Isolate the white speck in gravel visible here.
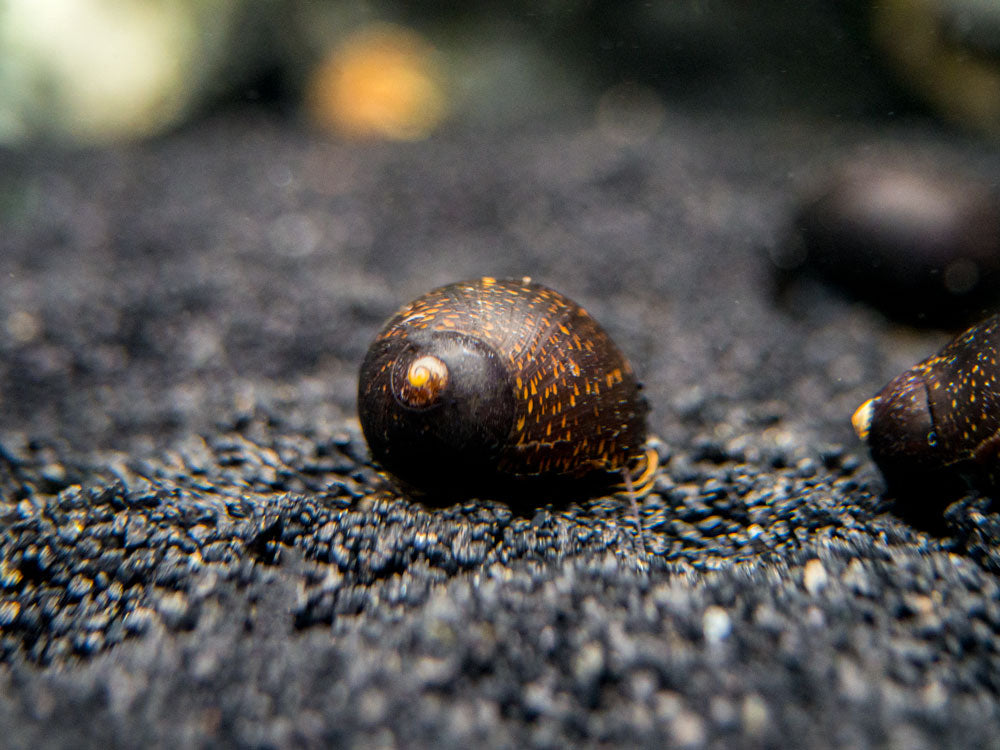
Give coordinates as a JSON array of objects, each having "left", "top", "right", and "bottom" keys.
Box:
[{"left": 702, "top": 606, "right": 732, "bottom": 645}]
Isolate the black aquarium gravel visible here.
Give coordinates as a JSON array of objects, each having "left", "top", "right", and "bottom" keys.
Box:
[{"left": 2, "top": 109, "right": 1000, "bottom": 749}]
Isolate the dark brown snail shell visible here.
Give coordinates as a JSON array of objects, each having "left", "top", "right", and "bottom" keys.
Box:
[
  {"left": 853, "top": 314, "right": 1000, "bottom": 499},
  {"left": 357, "top": 277, "right": 651, "bottom": 498},
  {"left": 786, "top": 161, "right": 1000, "bottom": 325}
]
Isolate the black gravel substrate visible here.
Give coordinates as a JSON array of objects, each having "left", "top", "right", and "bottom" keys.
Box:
[{"left": 2, "top": 110, "right": 1000, "bottom": 749}]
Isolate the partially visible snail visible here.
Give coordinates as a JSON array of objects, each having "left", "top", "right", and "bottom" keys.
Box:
[
  {"left": 357, "top": 277, "right": 657, "bottom": 502},
  {"left": 852, "top": 314, "right": 1000, "bottom": 499}
]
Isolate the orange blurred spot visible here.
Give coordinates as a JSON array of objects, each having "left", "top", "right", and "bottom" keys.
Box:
[{"left": 307, "top": 23, "right": 447, "bottom": 141}]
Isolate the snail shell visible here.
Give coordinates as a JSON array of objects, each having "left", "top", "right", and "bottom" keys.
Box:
[
  {"left": 788, "top": 161, "right": 1000, "bottom": 325},
  {"left": 853, "top": 314, "right": 1000, "bottom": 496},
  {"left": 357, "top": 277, "right": 651, "bottom": 497}
]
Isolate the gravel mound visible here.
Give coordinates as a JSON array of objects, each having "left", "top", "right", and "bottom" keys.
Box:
[{"left": 2, "top": 111, "right": 999, "bottom": 748}]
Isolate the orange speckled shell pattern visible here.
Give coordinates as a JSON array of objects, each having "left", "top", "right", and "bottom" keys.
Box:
[
  {"left": 364, "top": 277, "right": 648, "bottom": 480},
  {"left": 907, "top": 315, "right": 1000, "bottom": 463},
  {"left": 867, "top": 313, "right": 1000, "bottom": 485}
]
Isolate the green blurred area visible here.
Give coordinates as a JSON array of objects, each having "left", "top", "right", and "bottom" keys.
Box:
[{"left": 0, "top": 0, "right": 997, "bottom": 145}]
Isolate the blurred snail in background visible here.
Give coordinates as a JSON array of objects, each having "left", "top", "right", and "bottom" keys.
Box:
[
  {"left": 783, "top": 160, "right": 1000, "bottom": 326},
  {"left": 357, "top": 277, "right": 657, "bottom": 506},
  {"left": 853, "top": 314, "right": 1000, "bottom": 500}
]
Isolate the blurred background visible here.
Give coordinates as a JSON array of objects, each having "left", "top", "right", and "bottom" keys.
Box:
[
  {"left": 1, "top": 0, "right": 998, "bottom": 146},
  {"left": 2, "top": 0, "right": 1000, "bottom": 462}
]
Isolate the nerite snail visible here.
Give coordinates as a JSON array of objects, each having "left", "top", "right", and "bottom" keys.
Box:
[
  {"left": 357, "top": 277, "right": 657, "bottom": 502},
  {"left": 852, "top": 313, "right": 1000, "bottom": 498}
]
